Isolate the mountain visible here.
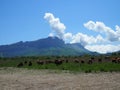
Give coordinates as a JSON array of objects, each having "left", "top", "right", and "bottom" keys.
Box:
[{"left": 0, "top": 37, "right": 94, "bottom": 57}]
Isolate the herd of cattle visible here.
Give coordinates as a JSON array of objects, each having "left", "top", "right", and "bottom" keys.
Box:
[{"left": 17, "top": 56, "right": 120, "bottom": 67}]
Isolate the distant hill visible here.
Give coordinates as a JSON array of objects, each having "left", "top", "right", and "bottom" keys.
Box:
[{"left": 0, "top": 37, "right": 95, "bottom": 57}]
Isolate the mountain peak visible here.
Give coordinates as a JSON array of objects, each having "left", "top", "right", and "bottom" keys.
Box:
[
  {"left": 0, "top": 37, "right": 93, "bottom": 57},
  {"left": 47, "top": 36, "right": 63, "bottom": 41},
  {"left": 38, "top": 36, "right": 65, "bottom": 47}
]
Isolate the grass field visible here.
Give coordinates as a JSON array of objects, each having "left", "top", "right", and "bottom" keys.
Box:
[{"left": 0, "top": 55, "right": 120, "bottom": 73}]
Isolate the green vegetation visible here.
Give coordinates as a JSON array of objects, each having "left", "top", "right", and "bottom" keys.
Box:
[{"left": 0, "top": 55, "right": 120, "bottom": 73}]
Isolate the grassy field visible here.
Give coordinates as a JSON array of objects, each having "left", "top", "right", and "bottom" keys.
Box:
[{"left": 0, "top": 55, "right": 120, "bottom": 73}]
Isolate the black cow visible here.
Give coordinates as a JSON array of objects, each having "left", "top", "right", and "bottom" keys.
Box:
[
  {"left": 24, "top": 61, "right": 27, "bottom": 64},
  {"left": 112, "top": 59, "right": 117, "bottom": 63},
  {"left": 81, "top": 60, "right": 85, "bottom": 64},
  {"left": 17, "top": 62, "right": 23, "bottom": 67},
  {"left": 28, "top": 61, "right": 32, "bottom": 66},
  {"left": 98, "top": 58, "right": 102, "bottom": 63},
  {"left": 91, "top": 57, "right": 95, "bottom": 60}
]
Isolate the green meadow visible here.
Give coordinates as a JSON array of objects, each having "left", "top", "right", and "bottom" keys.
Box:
[{"left": 0, "top": 55, "right": 120, "bottom": 73}]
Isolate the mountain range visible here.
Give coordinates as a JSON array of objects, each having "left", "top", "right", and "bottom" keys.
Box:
[{"left": 0, "top": 37, "right": 95, "bottom": 57}]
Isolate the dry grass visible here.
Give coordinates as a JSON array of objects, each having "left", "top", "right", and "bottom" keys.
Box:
[{"left": 0, "top": 67, "right": 120, "bottom": 90}]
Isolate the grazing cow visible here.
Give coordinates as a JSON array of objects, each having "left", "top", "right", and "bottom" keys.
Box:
[
  {"left": 74, "top": 60, "right": 79, "bottom": 63},
  {"left": 54, "top": 60, "right": 63, "bottom": 65},
  {"left": 45, "top": 60, "right": 54, "bottom": 64},
  {"left": 36, "top": 60, "right": 44, "bottom": 65},
  {"left": 28, "top": 61, "right": 32, "bottom": 66},
  {"left": 112, "top": 58, "right": 120, "bottom": 63},
  {"left": 81, "top": 60, "right": 84, "bottom": 64},
  {"left": 91, "top": 57, "right": 95, "bottom": 60},
  {"left": 88, "top": 60, "right": 93, "bottom": 64},
  {"left": 98, "top": 58, "right": 102, "bottom": 63},
  {"left": 65, "top": 59, "right": 68, "bottom": 63},
  {"left": 24, "top": 61, "right": 27, "bottom": 64},
  {"left": 118, "top": 58, "right": 120, "bottom": 63},
  {"left": 112, "top": 59, "right": 117, "bottom": 63},
  {"left": 17, "top": 62, "right": 23, "bottom": 67}
]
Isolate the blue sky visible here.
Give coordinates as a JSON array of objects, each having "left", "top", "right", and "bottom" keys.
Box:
[{"left": 0, "top": 0, "right": 120, "bottom": 53}]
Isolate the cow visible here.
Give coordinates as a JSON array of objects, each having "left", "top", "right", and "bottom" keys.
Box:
[
  {"left": 24, "top": 61, "right": 27, "bottom": 64},
  {"left": 98, "top": 58, "right": 102, "bottom": 63},
  {"left": 17, "top": 62, "right": 23, "bottom": 67},
  {"left": 54, "top": 60, "right": 63, "bottom": 65},
  {"left": 45, "top": 60, "right": 54, "bottom": 64},
  {"left": 91, "top": 57, "right": 95, "bottom": 60},
  {"left": 36, "top": 60, "right": 44, "bottom": 65},
  {"left": 65, "top": 59, "right": 68, "bottom": 63},
  {"left": 118, "top": 58, "right": 120, "bottom": 63},
  {"left": 112, "top": 58, "right": 117, "bottom": 63},
  {"left": 81, "top": 60, "right": 85, "bottom": 64},
  {"left": 112, "top": 58, "right": 120, "bottom": 63},
  {"left": 74, "top": 59, "right": 79, "bottom": 63},
  {"left": 88, "top": 60, "right": 93, "bottom": 64},
  {"left": 28, "top": 61, "right": 32, "bottom": 66}
]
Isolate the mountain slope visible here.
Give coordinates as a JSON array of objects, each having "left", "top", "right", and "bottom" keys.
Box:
[{"left": 0, "top": 37, "right": 93, "bottom": 57}]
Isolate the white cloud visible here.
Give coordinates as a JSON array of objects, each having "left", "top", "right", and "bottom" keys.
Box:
[
  {"left": 70, "top": 33, "right": 105, "bottom": 46},
  {"left": 44, "top": 13, "right": 105, "bottom": 46},
  {"left": 63, "top": 33, "right": 73, "bottom": 43},
  {"left": 84, "top": 21, "right": 120, "bottom": 42},
  {"left": 71, "top": 33, "right": 95, "bottom": 46},
  {"left": 96, "top": 35, "right": 106, "bottom": 43},
  {"left": 116, "top": 25, "right": 120, "bottom": 31},
  {"left": 44, "top": 13, "right": 120, "bottom": 53},
  {"left": 84, "top": 21, "right": 96, "bottom": 31},
  {"left": 116, "top": 25, "right": 120, "bottom": 41},
  {"left": 44, "top": 13, "right": 66, "bottom": 39},
  {"left": 48, "top": 33, "right": 54, "bottom": 37},
  {"left": 85, "top": 44, "right": 120, "bottom": 54}
]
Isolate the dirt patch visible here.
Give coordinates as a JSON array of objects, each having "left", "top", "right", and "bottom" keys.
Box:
[{"left": 0, "top": 67, "right": 120, "bottom": 90}]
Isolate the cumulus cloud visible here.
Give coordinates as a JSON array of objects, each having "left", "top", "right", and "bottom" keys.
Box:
[
  {"left": 85, "top": 44, "right": 120, "bottom": 54},
  {"left": 63, "top": 33, "right": 73, "bottom": 42},
  {"left": 71, "top": 33, "right": 95, "bottom": 46},
  {"left": 44, "top": 13, "right": 106, "bottom": 46},
  {"left": 44, "top": 13, "right": 66, "bottom": 39},
  {"left": 70, "top": 33, "right": 105, "bottom": 46},
  {"left": 116, "top": 25, "right": 120, "bottom": 31},
  {"left": 48, "top": 33, "right": 54, "bottom": 37},
  {"left": 44, "top": 13, "right": 120, "bottom": 53},
  {"left": 84, "top": 21, "right": 120, "bottom": 42},
  {"left": 116, "top": 25, "right": 120, "bottom": 41}
]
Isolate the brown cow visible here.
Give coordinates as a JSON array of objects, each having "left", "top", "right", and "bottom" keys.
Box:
[
  {"left": 118, "top": 58, "right": 120, "bottom": 63},
  {"left": 54, "top": 60, "right": 63, "bottom": 65},
  {"left": 98, "top": 58, "right": 102, "bottom": 63},
  {"left": 36, "top": 60, "right": 44, "bottom": 65},
  {"left": 74, "top": 59, "right": 79, "bottom": 63},
  {"left": 45, "top": 60, "right": 54, "bottom": 64},
  {"left": 88, "top": 60, "right": 93, "bottom": 64},
  {"left": 112, "top": 58, "right": 120, "bottom": 63}
]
